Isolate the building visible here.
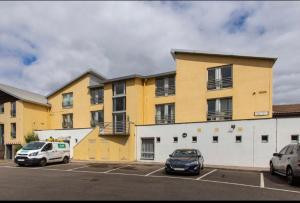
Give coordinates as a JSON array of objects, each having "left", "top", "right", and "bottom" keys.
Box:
[
  {"left": 0, "top": 49, "right": 277, "bottom": 162},
  {"left": 0, "top": 83, "right": 50, "bottom": 159}
]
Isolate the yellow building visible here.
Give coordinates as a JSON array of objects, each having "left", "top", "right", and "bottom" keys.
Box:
[
  {"left": 0, "top": 83, "right": 50, "bottom": 159},
  {"left": 0, "top": 49, "right": 277, "bottom": 161}
]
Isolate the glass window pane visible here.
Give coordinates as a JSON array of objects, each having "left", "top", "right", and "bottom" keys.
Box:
[
  {"left": 113, "top": 97, "right": 126, "bottom": 112},
  {"left": 221, "top": 66, "right": 232, "bottom": 78}
]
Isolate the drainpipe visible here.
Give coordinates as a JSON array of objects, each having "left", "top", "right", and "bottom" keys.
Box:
[{"left": 275, "top": 117, "right": 278, "bottom": 153}]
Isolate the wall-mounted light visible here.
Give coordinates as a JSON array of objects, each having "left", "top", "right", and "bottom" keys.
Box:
[{"left": 182, "top": 133, "right": 187, "bottom": 138}]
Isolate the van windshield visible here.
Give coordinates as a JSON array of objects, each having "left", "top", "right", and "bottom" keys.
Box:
[{"left": 22, "top": 142, "right": 45, "bottom": 150}]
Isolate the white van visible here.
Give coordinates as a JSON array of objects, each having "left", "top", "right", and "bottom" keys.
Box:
[{"left": 14, "top": 141, "right": 70, "bottom": 167}]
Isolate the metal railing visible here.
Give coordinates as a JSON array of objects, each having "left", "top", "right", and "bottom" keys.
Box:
[
  {"left": 155, "top": 86, "right": 175, "bottom": 96},
  {"left": 62, "top": 102, "right": 73, "bottom": 108},
  {"left": 90, "top": 97, "right": 103, "bottom": 105},
  {"left": 207, "top": 77, "right": 232, "bottom": 90},
  {"left": 62, "top": 121, "right": 73, "bottom": 129},
  {"left": 207, "top": 111, "right": 232, "bottom": 121},
  {"left": 155, "top": 114, "right": 175, "bottom": 124},
  {"left": 93, "top": 121, "right": 130, "bottom": 135}
]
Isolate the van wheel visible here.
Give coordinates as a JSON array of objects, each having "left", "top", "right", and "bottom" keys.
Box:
[
  {"left": 287, "top": 167, "right": 295, "bottom": 185},
  {"left": 270, "top": 162, "right": 275, "bottom": 175},
  {"left": 39, "top": 158, "right": 47, "bottom": 167},
  {"left": 63, "top": 156, "right": 69, "bottom": 164}
]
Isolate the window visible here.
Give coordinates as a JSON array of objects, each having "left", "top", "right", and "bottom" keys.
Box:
[
  {"left": 90, "top": 87, "right": 103, "bottom": 104},
  {"left": 207, "top": 65, "right": 232, "bottom": 90},
  {"left": 155, "top": 76, "right": 175, "bottom": 96},
  {"left": 42, "top": 143, "right": 53, "bottom": 151},
  {"left": 113, "top": 82, "right": 126, "bottom": 96},
  {"left": 141, "top": 138, "right": 154, "bottom": 160},
  {"left": 291, "top": 135, "right": 299, "bottom": 143},
  {"left": 207, "top": 97, "right": 232, "bottom": 121},
  {"left": 192, "top": 136, "right": 197, "bottom": 143},
  {"left": 113, "top": 112, "right": 126, "bottom": 133},
  {"left": 213, "top": 136, "right": 218, "bottom": 143},
  {"left": 279, "top": 146, "right": 288, "bottom": 155},
  {"left": 62, "top": 93, "right": 73, "bottom": 108},
  {"left": 91, "top": 111, "right": 104, "bottom": 127},
  {"left": 261, "top": 135, "right": 269, "bottom": 143},
  {"left": 0, "top": 103, "right": 4, "bottom": 114},
  {"left": 285, "top": 145, "right": 294, "bottom": 155},
  {"left": 173, "top": 137, "right": 178, "bottom": 143},
  {"left": 11, "top": 102, "right": 16, "bottom": 117},
  {"left": 11, "top": 123, "right": 16, "bottom": 139},
  {"left": 236, "top": 135, "right": 242, "bottom": 143},
  {"left": 0, "top": 124, "right": 4, "bottom": 145},
  {"left": 62, "top": 114, "right": 73, "bottom": 129},
  {"left": 155, "top": 103, "right": 175, "bottom": 124},
  {"left": 156, "top": 137, "right": 160, "bottom": 143},
  {"left": 113, "top": 97, "right": 126, "bottom": 112}
]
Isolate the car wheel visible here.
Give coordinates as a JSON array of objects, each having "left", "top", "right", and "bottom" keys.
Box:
[
  {"left": 287, "top": 167, "right": 296, "bottom": 186},
  {"left": 201, "top": 164, "right": 204, "bottom": 170},
  {"left": 39, "top": 158, "right": 47, "bottom": 167},
  {"left": 270, "top": 162, "right": 275, "bottom": 175},
  {"left": 63, "top": 156, "right": 69, "bottom": 164},
  {"left": 17, "top": 163, "right": 24, "bottom": 167}
]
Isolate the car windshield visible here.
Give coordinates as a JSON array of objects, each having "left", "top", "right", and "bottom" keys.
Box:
[
  {"left": 22, "top": 142, "right": 45, "bottom": 150},
  {"left": 173, "top": 150, "right": 197, "bottom": 157}
]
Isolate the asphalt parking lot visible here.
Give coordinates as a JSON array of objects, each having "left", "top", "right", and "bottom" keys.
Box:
[{"left": 1, "top": 161, "right": 300, "bottom": 200}]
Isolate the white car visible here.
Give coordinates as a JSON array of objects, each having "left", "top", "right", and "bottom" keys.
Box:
[{"left": 14, "top": 141, "right": 70, "bottom": 167}]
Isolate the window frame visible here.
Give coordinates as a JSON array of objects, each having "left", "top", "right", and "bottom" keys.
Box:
[
  {"left": 291, "top": 135, "right": 299, "bottom": 143},
  {"left": 62, "top": 113, "right": 73, "bottom": 129},
  {"left": 90, "top": 87, "right": 104, "bottom": 105},
  {"left": 261, "top": 135, "right": 269, "bottom": 143},
  {"left": 11, "top": 123, "right": 16, "bottom": 139},
  {"left": 173, "top": 137, "right": 178, "bottom": 143},
  {"left": 207, "top": 64, "right": 233, "bottom": 91},
  {"left": 155, "top": 75, "right": 176, "bottom": 97},
  {"left": 62, "top": 92, "right": 73, "bottom": 108},
  {"left": 212, "top": 136, "right": 218, "bottom": 143},
  {"left": 235, "top": 135, "right": 242, "bottom": 143}
]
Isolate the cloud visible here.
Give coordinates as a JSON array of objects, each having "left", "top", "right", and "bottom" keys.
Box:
[{"left": 0, "top": 1, "right": 299, "bottom": 104}]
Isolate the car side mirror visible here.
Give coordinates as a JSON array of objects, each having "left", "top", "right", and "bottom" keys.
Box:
[
  {"left": 198, "top": 155, "right": 201, "bottom": 158},
  {"left": 169, "top": 154, "right": 172, "bottom": 158},
  {"left": 273, "top": 153, "right": 280, "bottom": 157}
]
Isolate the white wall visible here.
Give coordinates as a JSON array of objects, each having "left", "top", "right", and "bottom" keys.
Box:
[
  {"left": 35, "top": 128, "right": 93, "bottom": 158},
  {"left": 136, "top": 118, "right": 300, "bottom": 168}
]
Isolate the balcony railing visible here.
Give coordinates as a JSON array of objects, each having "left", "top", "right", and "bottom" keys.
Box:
[
  {"left": 155, "top": 114, "right": 175, "bottom": 124},
  {"left": 62, "top": 121, "right": 73, "bottom": 129},
  {"left": 90, "top": 97, "right": 103, "bottom": 105},
  {"left": 155, "top": 86, "right": 175, "bottom": 96},
  {"left": 207, "top": 111, "right": 232, "bottom": 121},
  {"left": 62, "top": 102, "right": 73, "bottom": 108},
  {"left": 93, "top": 121, "right": 130, "bottom": 135},
  {"left": 207, "top": 77, "right": 232, "bottom": 90}
]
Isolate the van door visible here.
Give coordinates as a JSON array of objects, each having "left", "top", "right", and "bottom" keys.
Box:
[{"left": 43, "top": 143, "right": 58, "bottom": 163}]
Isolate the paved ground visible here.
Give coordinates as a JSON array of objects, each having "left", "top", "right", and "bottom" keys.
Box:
[{"left": 1, "top": 161, "right": 300, "bottom": 200}]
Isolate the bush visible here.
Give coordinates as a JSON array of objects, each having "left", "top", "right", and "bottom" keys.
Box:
[
  {"left": 14, "top": 144, "right": 22, "bottom": 153},
  {"left": 24, "top": 132, "right": 40, "bottom": 143}
]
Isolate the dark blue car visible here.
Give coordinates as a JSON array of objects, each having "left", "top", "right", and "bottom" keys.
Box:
[{"left": 165, "top": 149, "right": 204, "bottom": 175}]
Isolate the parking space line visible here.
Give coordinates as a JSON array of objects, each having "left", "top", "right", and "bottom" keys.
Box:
[
  {"left": 103, "top": 165, "right": 131, "bottom": 173},
  {"left": 260, "top": 173, "right": 265, "bottom": 188},
  {"left": 145, "top": 167, "right": 165, "bottom": 176},
  {"left": 66, "top": 165, "right": 89, "bottom": 171},
  {"left": 196, "top": 169, "right": 217, "bottom": 180}
]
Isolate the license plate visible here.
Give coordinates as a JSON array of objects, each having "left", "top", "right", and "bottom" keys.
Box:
[
  {"left": 174, "top": 168, "right": 185, "bottom": 171},
  {"left": 18, "top": 159, "right": 25, "bottom": 162}
]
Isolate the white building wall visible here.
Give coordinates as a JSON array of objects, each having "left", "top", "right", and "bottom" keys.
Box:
[
  {"left": 35, "top": 128, "right": 93, "bottom": 158},
  {"left": 136, "top": 118, "right": 300, "bottom": 168}
]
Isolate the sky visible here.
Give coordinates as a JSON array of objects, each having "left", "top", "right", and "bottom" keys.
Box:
[{"left": 0, "top": 1, "right": 299, "bottom": 104}]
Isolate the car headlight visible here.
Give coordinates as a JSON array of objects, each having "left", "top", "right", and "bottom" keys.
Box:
[
  {"left": 187, "top": 161, "right": 199, "bottom": 166},
  {"left": 29, "top": 152, "right": 39, "bottom": 157}
]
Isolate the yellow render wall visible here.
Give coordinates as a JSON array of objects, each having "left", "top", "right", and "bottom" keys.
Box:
[
  {"left": 175, "top": 54, "right": 273, "bottom": 122},
  {"left": 48, "top": 75, "right": 103, "bottom": 129}
]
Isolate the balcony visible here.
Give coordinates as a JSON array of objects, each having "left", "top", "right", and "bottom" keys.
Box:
[
  {"left": 90, "top": 97, "right": 103, "bottom": 105},
  {"left": 155, "top": 114, "right": 175, "bottom": 124},
  {"left": 62, "top": 121, "right": 73, "bottom": 129},
  {"left": 207, "top": 77, "right": 232, "bottom": 90},
  {"left": 207, "top": 111, "right": 232, "bottom": 121},
  {"left": 155, "top": 86, "right": 175, "bottom": 97},
  {"left": 93, "top": 121, "right": 130, "bottom": 135}
]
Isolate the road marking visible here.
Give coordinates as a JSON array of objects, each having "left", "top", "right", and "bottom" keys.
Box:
[
  {"left": 66, "top": 165, "right": 89, "bottom": 171},
  {"left": 3, "top": 165, "right": 300, "bottom": 195},
  {"left": 103, "top": 165, "right": 131, "bottom": 173},
  {"left": 260, "top": 173, "right": 265, "bottom": 188},
  {"left": 196, "top": 169, "right": 218, "bottom": 180},
  {"left": 145, "top": 167, "right": 165, "bottom": 176}
]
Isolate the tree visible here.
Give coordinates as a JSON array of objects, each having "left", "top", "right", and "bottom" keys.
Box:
[{"left": 24, "top": 132, "right": 39, "bottom": 143}]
